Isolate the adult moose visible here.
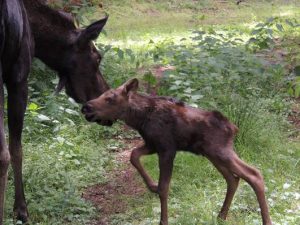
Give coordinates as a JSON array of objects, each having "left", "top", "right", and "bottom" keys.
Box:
[{"left": 0, "top": 0, "right": 110, "bottom": 223}]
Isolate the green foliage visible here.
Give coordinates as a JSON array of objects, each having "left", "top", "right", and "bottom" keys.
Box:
[
  {"left": 148, "top": 28, "right": 286, "bottom": 109},
  {"left": 246, "top": 17, "right": 300, "bottom": 52}
]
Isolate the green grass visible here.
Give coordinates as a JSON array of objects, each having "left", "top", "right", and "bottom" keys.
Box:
[{"left": 95, "top": 0, "right": 300, "bottom": 41}]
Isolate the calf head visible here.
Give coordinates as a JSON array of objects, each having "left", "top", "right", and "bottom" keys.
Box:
[{"left": 82, "top": 78, "right": 139, "bottom": 124}]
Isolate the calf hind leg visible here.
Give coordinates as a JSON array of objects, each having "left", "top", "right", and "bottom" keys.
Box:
[
  {"left": 218, "top": 152, "right": 272, "bottom": 225},
  {"left": 209, "top": 158, "right": 240, "bottom": 220}
]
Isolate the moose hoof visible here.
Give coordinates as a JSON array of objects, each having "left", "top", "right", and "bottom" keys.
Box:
[{"left": 14, "top": 206, "right": 29, "bottom": 223}]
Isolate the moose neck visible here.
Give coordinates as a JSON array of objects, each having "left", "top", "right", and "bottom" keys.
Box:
[{"left": 23, "top": 0, "right": 76, "bottom": 72}]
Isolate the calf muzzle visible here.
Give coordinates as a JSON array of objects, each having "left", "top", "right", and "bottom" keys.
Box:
[{"left": 81, "top": 104, "right": 113, "bottom": 126}]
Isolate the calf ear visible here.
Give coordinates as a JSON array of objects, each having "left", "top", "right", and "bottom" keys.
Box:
[
  {"left": 77, "top": 16, "right": 108, "bottom": 47},
  {"left": 124, "top": 78, "right": 139, "bottom": 95}
]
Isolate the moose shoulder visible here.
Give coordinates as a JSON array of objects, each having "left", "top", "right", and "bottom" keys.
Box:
[{"left": 82, "top": 79, "right": 272, "bottom": 225}]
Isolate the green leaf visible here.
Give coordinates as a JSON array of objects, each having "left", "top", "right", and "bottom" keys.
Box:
[
  {"left": 191, "top": 95, "right": 203, "bottom": 101},
  {"left": 28, "top": 102, "right": 39, "bottom": 111},
  {"left": 266, "top": 17, "right": 275, "bottom": 23},
  {"left": 117, "top": 49, "right": 124, "bottom": 59},
  {"left": 276, "top": 23, "right": 284, "bottom": 32},
  {"left": 73, "top": 159, "right": 81, "bottom": 165},
  {"left": 65, "top": 109, "right": 80, "bottom": 116},
  {"left": 295, "top": 85, "right": 300, "bottom": 98},
  {"left": 37, "top": 114, "right": 51, "bottom": 122},
  {"left": 285, "top": 19, "right": 294, "bottom": 27}
]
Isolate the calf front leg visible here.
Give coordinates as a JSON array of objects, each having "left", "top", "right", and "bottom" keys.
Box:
[
  {"left": 130, "top": 145, "right": 158, "bottom": 192},
  {"left": 7, "top": 81, "right": 29, "bottom": 223},
  {"left": 157, "top": 151, "right": 175, "bottom": 225}
]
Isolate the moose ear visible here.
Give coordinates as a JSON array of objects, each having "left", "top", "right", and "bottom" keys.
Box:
[
  {"left": 55, "top": 76, "right": 67, "bottom": 94},
  {"left": 77, "top": 16, "right": 108, "bottom": 47},
  {"left": 123, "top": 78, "right": 139, "bottom": 95}
]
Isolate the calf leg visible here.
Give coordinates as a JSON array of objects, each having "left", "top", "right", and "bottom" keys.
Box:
[
  {"left": 0, "top": 69, "right": 10, "bottom": 225},
  {"left": 209, "top": 158, "right": 240, "bottom": 219},
  {"left": 157, "top": 151, "right": 175, "bottom": 225},
  {"left": 130, "top": 145, "right": 157, "bottom": 192},
  {"left": 7, "top": 81, "right": 29, "bottom": 223},
  {"left": 218, "top": 152, "right": 272, "bottom": 225}
]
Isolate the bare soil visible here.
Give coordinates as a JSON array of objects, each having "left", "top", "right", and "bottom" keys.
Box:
[{"left": 83, "top": 138, "right": 146, "bottom": 225}]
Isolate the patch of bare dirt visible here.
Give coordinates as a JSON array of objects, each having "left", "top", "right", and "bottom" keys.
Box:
[{"left": 83, "top": 138, "right": 146, "bottom": 225}]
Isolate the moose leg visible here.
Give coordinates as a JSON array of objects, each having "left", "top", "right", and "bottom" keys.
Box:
[
  {"left": 0, "top": 69, "right": 10, "bottom": 225},
  {"left": 220, "top": 152, "right": 272, "bottom": 225},
  {"left": 130, "top": 145, "right": 157, "bottom": 193},
  {"left": 157, "top": 151, "right": 175, "bottom": 225},
  {"left": 209, "top": 158, "right": 240, "bottom": 219},
  {"left": 7, "top": 81, "right": 29, "bottom": 222}
]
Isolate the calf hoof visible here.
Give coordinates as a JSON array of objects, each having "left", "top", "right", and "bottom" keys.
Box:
[
  {"left": 148, "top": 183, "right": 158, "bottom": 193},
  {"left": 160, "top": 221, "right": 168, "bottom": 225},
  {"left": 217, "top": 212, "right": 227, "bottom": 220},
  {"left": 14, "top": 206, "right": 29, "bottom": 223},
  {"left": 263, "top": 222, "right": 272, "bottom": 225}
]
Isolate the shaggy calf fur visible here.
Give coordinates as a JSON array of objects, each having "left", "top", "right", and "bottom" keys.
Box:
[{"left": 82, "top": 78, "right": 272, "bottom": 225}]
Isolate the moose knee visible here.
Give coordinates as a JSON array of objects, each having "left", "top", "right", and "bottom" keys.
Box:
[{"left": 0, "top": 150, "right": 11, "bottom": 175}]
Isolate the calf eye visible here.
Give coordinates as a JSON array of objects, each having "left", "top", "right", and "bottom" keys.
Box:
[{"left": 105, "top": 97, "right": 113, "bottom": 104}]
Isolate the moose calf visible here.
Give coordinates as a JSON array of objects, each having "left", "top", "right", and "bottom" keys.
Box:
[{"left": 82, "top": 78, "right": 272, "bottom": 225}]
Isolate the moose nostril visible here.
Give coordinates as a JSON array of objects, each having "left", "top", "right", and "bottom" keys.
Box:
[{"left": 81, "top": 104, "right": 92, "bottom": 114}]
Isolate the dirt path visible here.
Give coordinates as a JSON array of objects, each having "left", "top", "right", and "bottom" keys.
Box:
[{"left": 83, "top": 137, "right": 147, "bottom": 225}]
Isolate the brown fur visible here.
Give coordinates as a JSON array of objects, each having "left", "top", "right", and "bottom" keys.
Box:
[{"left": 83, "top": 79, "right": 272, "bottom": 225}]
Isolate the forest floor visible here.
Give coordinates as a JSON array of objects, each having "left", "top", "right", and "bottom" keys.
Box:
[{"left": 84, "top": 136, "right": 145, "bottom": 225}]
